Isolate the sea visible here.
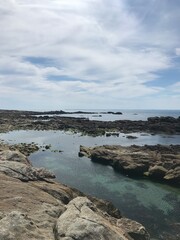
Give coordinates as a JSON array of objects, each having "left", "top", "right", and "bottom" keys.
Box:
[{"left": 0, "top": 109, "right": 180, "bottom": 239}]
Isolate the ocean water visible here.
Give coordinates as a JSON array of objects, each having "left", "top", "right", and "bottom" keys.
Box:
[
  {"left": 59, "top": 109, "right": 180, "bottom": 121},
  {"left": 1, "top": 128, "right": 180, "bottom": 239}
]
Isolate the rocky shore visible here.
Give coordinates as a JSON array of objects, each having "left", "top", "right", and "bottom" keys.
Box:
[
  {"left": 0, "top": 143, "right": 150, "bottom": 240},
  {"left": 0, "top": 109, "right": 179, "bottom": 135},
  {"left": 79, "top": 144, "right": 180, "bottom": 186}
]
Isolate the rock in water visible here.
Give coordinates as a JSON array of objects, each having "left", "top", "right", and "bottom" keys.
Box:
[{"left": 79, "top": 145, "right": 180, "bottom": 185}]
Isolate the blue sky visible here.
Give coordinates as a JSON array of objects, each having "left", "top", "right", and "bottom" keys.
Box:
[{"left": 0, "top": 0, "right": 180, "bottom": 110}]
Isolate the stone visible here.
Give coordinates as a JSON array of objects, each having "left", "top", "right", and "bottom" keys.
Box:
[
  {"left": 0, "top": 144, "right": 150, "bottom": 240},
  {"left": 0, "top": 150, "right": 30, "bottom": 165},
  {"left": 0, "top": 110, "right": 179, "bottom": 136},
  {"left": 148, "top": 166, "right": 167, "bottom": 179},
  {"left": 55, "top": 197, "right": 149, "bottom": 240},
  {"left": 0, "top": 160, "right": 55, "bottom": 181},
  {"left": 117, "top": 218, "right": 150, "bottom": 240},
  {"left": 79, "top": 145, "right": 180, "bottom": 185},
  {"left": 164, "top": 167, "right": 180, "bottom": 183}
]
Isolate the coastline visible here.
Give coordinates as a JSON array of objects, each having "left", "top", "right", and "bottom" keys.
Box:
[
  {"left": 0, "top": 109, "right": 180, "bottom": 239},
  {"left": 0, "top": 142, "right": 150, "bottom": 240},
  {"left": 0, "top": 109, "right": 180, "bottom": 135}
]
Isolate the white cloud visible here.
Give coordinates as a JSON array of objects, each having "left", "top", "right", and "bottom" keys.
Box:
[
  {"left": 175, "top": 48, "right": 180, "bottom": 56},
  {"left": 0, "top": 0, "right": 179, "bottom": 109},
  {"left": 170, "top": 82, "right": 180, "bottom": 93}
]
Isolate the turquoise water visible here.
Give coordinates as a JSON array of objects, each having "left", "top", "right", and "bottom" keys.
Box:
[{"left": 0, "top": 130, "right": 180, "bottom": 239}]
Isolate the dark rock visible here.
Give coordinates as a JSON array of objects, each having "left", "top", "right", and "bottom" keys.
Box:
[
  {"left": 126, "top": 135, "right": 138, "bottom": 139},
  {"left": 0, "top": 110, "right": 179, "bottom": 135},
  {"left": 148, "top": 166, "right": 168, "bottom": 179}
]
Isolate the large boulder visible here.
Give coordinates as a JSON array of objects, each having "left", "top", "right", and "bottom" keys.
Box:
[{"left": 55, "top": 197, "right": 150, "bottom": 240}]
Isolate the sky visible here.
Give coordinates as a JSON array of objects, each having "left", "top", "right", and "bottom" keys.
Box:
[{"left": 0, "top": 0, "right": 180, "bottom": 110}]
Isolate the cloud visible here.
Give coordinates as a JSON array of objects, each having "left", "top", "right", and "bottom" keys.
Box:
[
  {"left": 175, "top": 48, "right": 180, "bottom": 56},
  {"left": 0, "top": 0, "right": 179, "bottom": 109}
]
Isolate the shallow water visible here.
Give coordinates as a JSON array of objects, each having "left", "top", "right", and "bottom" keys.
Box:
[{"left": 1, "top": 130, "right": 180, "bottom": 239}]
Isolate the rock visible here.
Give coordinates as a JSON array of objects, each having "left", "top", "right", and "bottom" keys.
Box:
[
  {"left": 79, "top": 145, "right": 180, "bottom": 185},
  {"left": 0, "top": 160, "right": 55, "bottom": 181},
  {"left": 164, "top": 167, "right": 180, "bottom": 183},
  {"left": 1, "top": 110, "right": 179, "bottom": 136},
  {"left": 0, "top": 144, "right": 150, "bottom": 240},
  {"left": 107, "top": 111, "right": 123, "bottom": 115},
  {"left": 0, "top": 150, "right": 30, "bottom": 165},
  {"left": 78, "top": 145, "right": 91, "bottom": 158},
  {"left": 148, "top": 166, "right": 167, "bottom": 179},
  {"left": 147, "top": 116, "right": 177, "bottom": 123},
  {"left": 106, "top": 132, "right": 120, "bottom": 137},
  {"left": 89, "top": 196, "right": 122, "bottom": 219},
  {"left": 0, "top": 211, "right": 42, "bottom": 240},
  {"left": 117, "top": 218, "right": 150, "bottom": 240},
  {"left": 0, "top": 173, "right": 65, "bottom": 240},
  {"left": 55, "top": 197, "right": 149, "bottom": 240},
  {"left": 126, "top": 135, "right": 138, "bottom": 139}
]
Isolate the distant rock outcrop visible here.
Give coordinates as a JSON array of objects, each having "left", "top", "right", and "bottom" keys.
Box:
[{"left": 0, "top": 109, "right": 179, "bottom": 136}]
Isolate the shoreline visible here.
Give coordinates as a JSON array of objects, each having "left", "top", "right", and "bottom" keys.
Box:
[
  {"left": 0, "top": 109, "right": 180, "bottom": 135},
  {"left": 0, "top": 109, "right": 179, "bottom": 239},
  {"left": 0, "top": 142, "right": 150, "bottom": 240}
]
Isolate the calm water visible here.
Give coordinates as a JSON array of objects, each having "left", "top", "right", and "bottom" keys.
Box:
[
  {"left": 1, "top": 129, "right": 180, "bottom": 239},
  {"left": 59, "top": 109, "right": 180, "bottom": 121}
]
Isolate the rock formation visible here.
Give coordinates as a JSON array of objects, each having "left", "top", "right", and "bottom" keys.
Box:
[
  {"left": 0, "top": 144, "right": 150, "bottom": 240},
  {"left": 79, "top": 144, "right": 180, "bottom": 185}
]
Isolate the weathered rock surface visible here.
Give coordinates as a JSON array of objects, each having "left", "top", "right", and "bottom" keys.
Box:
[
  {"left": 0, "top": 145, "right": 150, "bottom": 240},
  {"left": 79, "top": 144, "right": 180, "bottom": 185},
  {"left": 56, "top": 197, "right": 149, "bottom": 240},
  {"left": 0, "top": 149, "right": 30, "bottom": 165}
]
